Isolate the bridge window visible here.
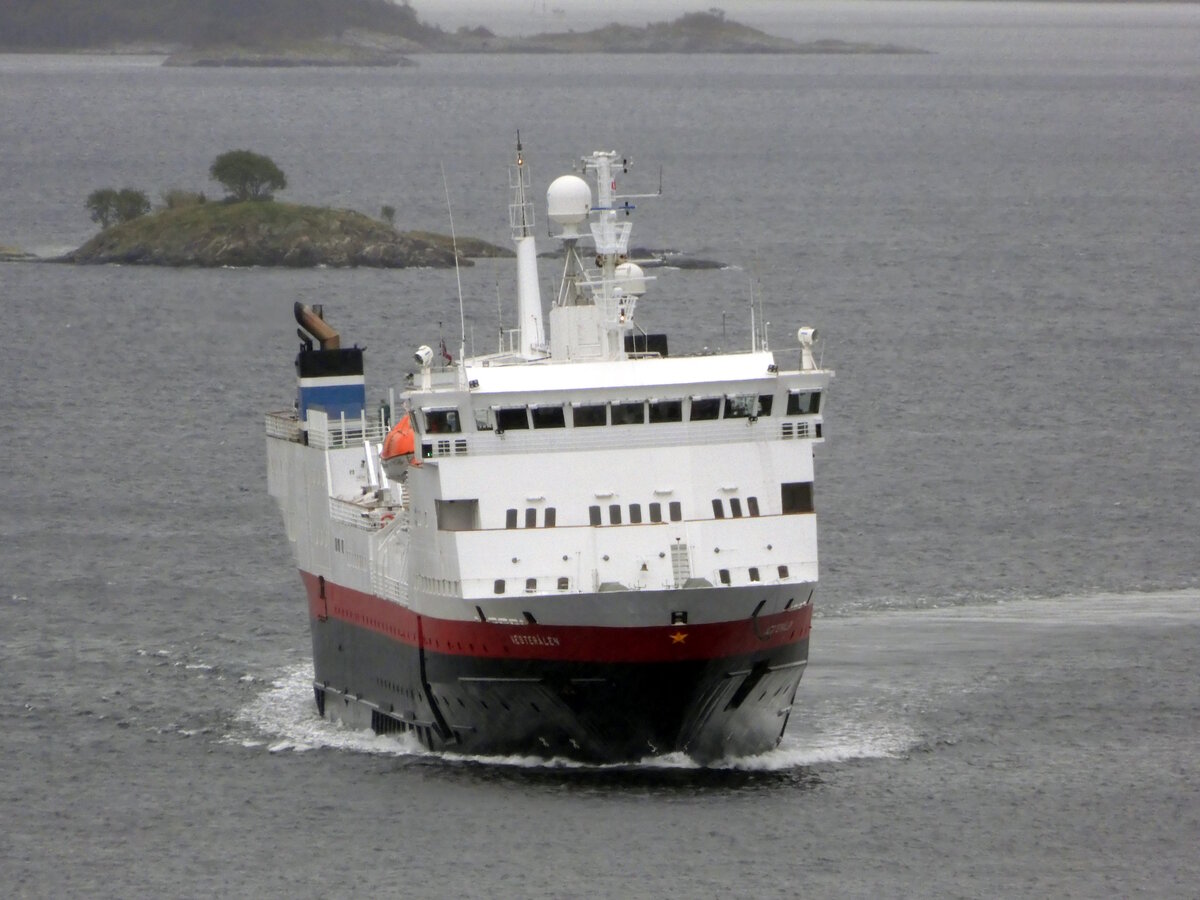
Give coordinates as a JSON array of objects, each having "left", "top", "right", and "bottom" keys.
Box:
[
  {"left": 545, "top": 507, "right": 556, "bottom": 528},
  {"left": 649, "top": 399, "right": 683, "bottom": 423},
  {"left": 719, "top": 569, "right": 731, "bottom": 586},
  {"left": 496, "top": 406, "right": 530, "bottom": 430},
  {"left": 786, "top": 391, "right": 821, "bottom": 416},
  {"left": 505, "top": 508, "right": 518, "bottom": 529},
  {"left": 589, "top": 505, "right": 602, "bottom": 526},
  {"left": 525, "top": 578, "right": 537, "bottom": 593},
  {"left": 747, "top": 496, "right": 760, "bottom": 517},
  {"left": 423, "top": 408, "right": 461, "bottom": 433},
  {"left": 557, "top": 577, "right": 569, "bottom": 591},
  {"left": 572, "top": 403, "right": 607, "bottom": 427},
  {"left": 749, "top": 567, "right": 760, "bottom": 582},
  {"left": 629, "top": 503, "right": 642, "bottom": 524},
  {"left": 531, "top": 405, "right": 566, "bottom": 429},
  {"left": 494, "top": 579, "right": 506, "bottom": 594},
  {"left": 712, "top": 499, "right": 725, "bottom": 519},
  {"left": 524, "top": 508, "right": 537, "bottom": 528},
  {"left": 668, "top": 501, "right": 682, "bottom": 522},
  {"left": 724, "top": 394, "right": 756, "bottom": 418},
  {"left": 781, "top": 482, "right": 814, "bottom": 514},
  {"left": 757, "top": 394, "right": 774, "bottom": 416},
  {"left": 611, "top": 401, "right": 645, "bottom": 425},
  {"left": 730, "top": 498, "right": 743, "bottom": 518},
  {"left": 690, "top": 397, "right": 721, "bottom": 421},
  {"left": 649, "top": 502, "right": 663, "bottom": 523},
  {"left": 778, "top": 565, "right": 789, "bottom": 579},
  {"left": 608, "top": 504, "right": 622, "bottom": 525}
]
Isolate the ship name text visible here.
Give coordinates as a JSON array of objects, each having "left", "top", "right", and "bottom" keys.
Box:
[{"left": 510, "top": 634, "right": 562, "bottom": 647}]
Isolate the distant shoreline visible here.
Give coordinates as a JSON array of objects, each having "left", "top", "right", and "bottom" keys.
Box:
[{"left": 0, "top": 10, "right": 928, "bottom": 61}]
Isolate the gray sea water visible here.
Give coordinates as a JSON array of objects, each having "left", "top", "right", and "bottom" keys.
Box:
[{"left": 2, "top": 3, "right": 1198, "bottom": 896}]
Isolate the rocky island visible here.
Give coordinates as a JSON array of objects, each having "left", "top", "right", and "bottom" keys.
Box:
[
  {"left": 163, "top": 12, "right": 922, "bottom": 64},
  {"left": 63, "top": 201, "right": 509, "bottom": 268},
  {"left": 0, "top": 2, "right": 923, "bottom": 61},
  {"left": 452, "top": 12, "right": 921, "bottom": 55}
]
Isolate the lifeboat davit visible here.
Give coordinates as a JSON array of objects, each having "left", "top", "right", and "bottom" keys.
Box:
[{"left": 380, "top": 415, "right": 416, "bottom": 480}]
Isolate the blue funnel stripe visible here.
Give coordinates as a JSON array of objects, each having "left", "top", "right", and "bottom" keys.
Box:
[{"left": 299, "top": 375, "right": 366, "bottom": 421}]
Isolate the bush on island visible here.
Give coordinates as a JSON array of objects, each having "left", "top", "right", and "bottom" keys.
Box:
[
  {"left": 209, "top": 150, "right": 287, "bottom": 202},
  {"left": 86, "top": 187, "right": 151, "bottom": 229},
  {"left": 162, "top": 189, "right": 207, "bottom": 209}
]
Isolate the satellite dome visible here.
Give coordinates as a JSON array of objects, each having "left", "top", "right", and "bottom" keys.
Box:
[
  {"left": 547, "top": 175, "right": 592, "bottom": 232},
  {"left": 614, "top": 262, "right": 648, "bottom": 296}
]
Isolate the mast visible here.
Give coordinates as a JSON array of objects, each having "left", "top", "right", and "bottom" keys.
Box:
[
  {"left": 509, "top": 133, "right": 545, "bottom": 359},
  {"left": 546, "top": 150, "right": 651, "bottom": 361}
]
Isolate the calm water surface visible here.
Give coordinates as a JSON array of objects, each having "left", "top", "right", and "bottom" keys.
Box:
[{"left": 1, "top": 3, "right": 1198, "bottom": 897}]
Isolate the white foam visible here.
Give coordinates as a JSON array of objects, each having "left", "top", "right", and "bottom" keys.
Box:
[
  {"left": 231, "top": 662, "right": 426, "bottom": 757},
  {"left": 760, "top": 725, "right": 916, "bottom": 768},
  {"left": 232, "top": 660, "right": 910, "bottom": 770}
]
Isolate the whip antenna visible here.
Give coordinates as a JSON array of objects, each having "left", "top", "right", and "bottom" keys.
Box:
[{"left": 440, "top": 161, "right": 466, "bottom": 363}]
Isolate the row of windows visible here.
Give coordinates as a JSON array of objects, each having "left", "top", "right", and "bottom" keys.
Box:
[
  {"left": 495, "top": 577, "right": 570, "bottom": 595},
  {"left": 589, "top": 501, "right": 683, "bottom": 526},
  {"left": 493, "top": 395, "right": 762, "bottom": 431},
  {"left": 493, "top": 566, "right": 794, "bottom": 595},
  {"left": 713, "top": 497, "right": 760, "bottom": 519},
  {"left": 719, "top": 565, "right": 791, "bottom": 585},
  {"left": 506, "top": 507, "right": 556, "bottom": 529},
  {"left": 418, "top": 391, "right": 821, "bottom": 434},
  {"left": 503, "top": 487, "right": 810, "bottom": 529},
  {"left": 496, "top": 488, "right": 812, "bottom": 530}
]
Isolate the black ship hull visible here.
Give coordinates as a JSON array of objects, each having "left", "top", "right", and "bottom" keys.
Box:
[{"left": 305, "top": 576, "right": 813, "bottom": 764}]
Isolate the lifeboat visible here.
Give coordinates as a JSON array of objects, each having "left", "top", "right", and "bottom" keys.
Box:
[{"left": 380, "top": 414, "right": 415, "bottom": 480}]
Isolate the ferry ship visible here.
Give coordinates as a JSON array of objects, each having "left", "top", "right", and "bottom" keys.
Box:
[{"left": 266, "top": 145, "right": 832, "bottom": 762}]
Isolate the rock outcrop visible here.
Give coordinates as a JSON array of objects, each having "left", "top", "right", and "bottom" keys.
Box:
[{"left": 63, "top": 202, "right": 510, "bottom": 268}]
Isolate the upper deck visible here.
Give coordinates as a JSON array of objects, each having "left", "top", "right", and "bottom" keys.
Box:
[{"left": 403, "top": 347, "right": 830, "bottom": 463}]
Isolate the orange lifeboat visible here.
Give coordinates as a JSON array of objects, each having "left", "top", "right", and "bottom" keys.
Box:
[
  {"left": 380, "top": 414, "right": 419, "bottom": 479},
  {"left": 381, "top": 414, "right": 415, "bottom": 461}
]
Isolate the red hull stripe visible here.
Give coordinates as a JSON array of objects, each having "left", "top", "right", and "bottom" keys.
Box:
[{"left": 300, "top": 571, "right": 812, "bottom": 664}]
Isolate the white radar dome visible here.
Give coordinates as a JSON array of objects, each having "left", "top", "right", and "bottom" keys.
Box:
[
  {"left": 615, "top": 262, "right": 648, "bottom": 296},
  {"left": 547, "top": 175, "right": 592, "bottom": 233}
]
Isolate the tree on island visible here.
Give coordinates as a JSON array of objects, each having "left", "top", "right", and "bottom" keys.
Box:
[
  {"left": 86, "top": 188, "right": 151, "bottom": 229},
  {"left": 209, "top": 150, "right": 287, "bottom": 202}
]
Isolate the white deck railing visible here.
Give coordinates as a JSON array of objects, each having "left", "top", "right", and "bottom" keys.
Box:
[
  {"left": 306, "top": 408, "right": 389, "bottom": 450},
  {"left": 264, "top": 411, "right": 303, "bottom": 442}
]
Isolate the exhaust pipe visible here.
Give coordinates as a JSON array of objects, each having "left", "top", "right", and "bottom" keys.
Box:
[{"left": 294, "top": 302, "right": 341, "bottom": 350}]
